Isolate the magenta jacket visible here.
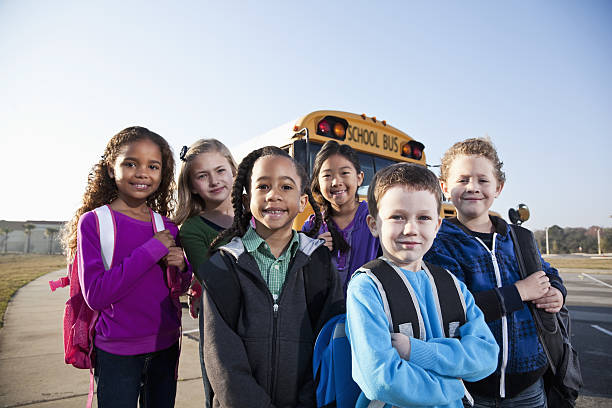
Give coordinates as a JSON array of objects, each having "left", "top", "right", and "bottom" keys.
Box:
[{"left": 77, "top": 209, "right": 191, "bottom": 355}]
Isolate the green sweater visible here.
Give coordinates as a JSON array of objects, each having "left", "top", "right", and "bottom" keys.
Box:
[{"left": 179, "top": 215, "right": 225, "bottom": 280}]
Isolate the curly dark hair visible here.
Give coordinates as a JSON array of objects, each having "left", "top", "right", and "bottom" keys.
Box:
[
  {"left": 310, "top": 140, "right": 362, "bottom": 253},
  {"left": 209, "top": 146, "right": 322, "bottom": 253},
  {"left": 61, "top": 126, "right": 176, "bottom": 260}
]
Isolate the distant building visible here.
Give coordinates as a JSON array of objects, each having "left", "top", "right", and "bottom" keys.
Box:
[{"left": 0, "top": 220, "right": 65, "bottom": 254}]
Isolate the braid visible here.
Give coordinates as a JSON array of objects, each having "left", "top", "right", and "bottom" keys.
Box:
[
  {"left": 322, "top": 200, "right": 350, "bottom": 252},
  {"left": 303, "top": 188, "right": 323, "bottom": 238},
  {"left": 208, "top": 148, "right": 263, "bottom": 254},
  {"left": 209, "top": 145, "right": 326, "bottom": 253},
  {"left": 310, "top": 140, "right": 362, "bottom": 253}
]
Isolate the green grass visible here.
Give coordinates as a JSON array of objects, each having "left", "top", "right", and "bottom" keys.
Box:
[
  {"left": 0, "top": 254, "right": 66, "bottom": 327},
  {"left": 545, "top": 256, "right": 612, "bottom": 270}
]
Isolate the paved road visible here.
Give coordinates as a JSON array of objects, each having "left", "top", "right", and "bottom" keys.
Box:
[
  {"left": 0, "top": 268, "right": 610, "bottom": 407},
  {"left": 561, "top": 271, "right": 612, "bottom": 405}
]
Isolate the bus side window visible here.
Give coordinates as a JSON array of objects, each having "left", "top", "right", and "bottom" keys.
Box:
[{"left": 357, "top": 153, "right": 375, "bottom": 196}]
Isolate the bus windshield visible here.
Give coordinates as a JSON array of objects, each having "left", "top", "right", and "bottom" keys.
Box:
[{"left": 292, "top": 139, "right": 395, "bottom": 196}]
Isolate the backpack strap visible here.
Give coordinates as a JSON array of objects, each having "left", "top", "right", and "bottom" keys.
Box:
[
  {"left": 150, "top": 209, "right": 166, "bottom": 233},
  {"left": 93, "top": 205, "right": 115, "bottom": 271},
  {"left": 424, "top": 262, "right": 466, "bottom": 338},
  {"left": 358, "top": 258, "right": 467, "bottom": 340},
  {"left": 509, "top": 224, "right": 542, "bottom": 276},
  {"left": 359, "top": 258, "right": 425, "bottom": 339},
  {"left": 508, "top": 224, "right": 559, "bottom": 368}
]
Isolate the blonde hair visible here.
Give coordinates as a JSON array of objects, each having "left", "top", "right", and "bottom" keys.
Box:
[
  {"left": 174, "top": 139, "right": 237, "bottom": 225},
  {"left": 440, "top": 137, "right": 506, "bottom": 184}
]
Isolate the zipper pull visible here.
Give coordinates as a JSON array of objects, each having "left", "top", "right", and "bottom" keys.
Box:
[{"left": 272, "top": 293, "right": 279, "bottom": 317}]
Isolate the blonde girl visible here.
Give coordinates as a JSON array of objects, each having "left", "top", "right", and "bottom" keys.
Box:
[{"left": 175, "top": 138, "right": 237, "bottom": 406}]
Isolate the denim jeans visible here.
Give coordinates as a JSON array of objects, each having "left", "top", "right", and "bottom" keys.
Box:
[
  {"left": 468, "top": 377, "right": 547, "bottom": 408},
  {"left": 95, "top": 342, "right": 179, "bottom": 408}
]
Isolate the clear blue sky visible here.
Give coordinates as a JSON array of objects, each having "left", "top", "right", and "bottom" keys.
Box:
[{"left": 1, "top": 1, "right": 610, "bottom": 231}]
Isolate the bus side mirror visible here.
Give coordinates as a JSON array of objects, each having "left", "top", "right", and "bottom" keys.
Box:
[{"left": 508, "top": 204, "right": 530, "bottom": 225}]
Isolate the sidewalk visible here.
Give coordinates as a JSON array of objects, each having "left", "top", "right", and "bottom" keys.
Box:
[{"left": 0, "top": 269, "right": 205, "bottom": 408}]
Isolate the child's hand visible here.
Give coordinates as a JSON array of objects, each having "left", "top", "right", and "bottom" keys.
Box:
[
  {"left": 391, "top": 332, "right": 412, "bottom": 360},
  {"left": 154, "top": 230, "right": 176, "bottom": 249},
  {"left": 165, "top": 246, "right": 186, "bottom": 271},
  {"left": 533, "top": 287, "right": 563, "bottom": 313},
  {"left": 515, "top": 271, "right": 550, "bottom": 301},
  {"left": 318, "top": 231, "right": 333, "bottom": 251},
  {"left": 188, "top": 279, "right": 202, "bottom": 319}
]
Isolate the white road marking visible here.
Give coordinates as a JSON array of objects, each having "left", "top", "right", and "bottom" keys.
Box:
[
  {"left": 580, "top": 273, "right": 612, "bottom": 289},
  {"left": 182, "top": 329, "right": 199, "bottom": 334},
  {"left": 591, "top": 325, "right": 612, "bottom": 337}
]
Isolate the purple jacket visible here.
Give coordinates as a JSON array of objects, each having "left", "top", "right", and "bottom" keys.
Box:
[
  {"left": 302, "top": 200, "right": 379, "bottom": 295},
  {"left": 78, "top": 209, "right": 192, "bottom": 355}
]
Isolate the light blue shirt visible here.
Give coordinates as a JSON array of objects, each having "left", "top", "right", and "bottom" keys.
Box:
[{"left": 346, "top": 263, "right": 499, "bottom": 408}]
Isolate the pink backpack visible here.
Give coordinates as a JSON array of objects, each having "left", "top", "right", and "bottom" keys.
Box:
[{"left": 49, "top": 205, "right": 173, "bottom": 407}]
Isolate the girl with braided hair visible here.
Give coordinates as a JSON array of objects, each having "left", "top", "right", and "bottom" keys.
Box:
[
  {"left": 303, "top": 140, "right": 380, "bottom": 295},
  {"left": 199, "top": 146, "right": 344, "bottom": 407}
]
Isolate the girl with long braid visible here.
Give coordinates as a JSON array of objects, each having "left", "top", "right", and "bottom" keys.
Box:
[
  {"left": 303, "top": 140, "right": 380, "bottom": 295},
  {"left": 200, "top": 146, "right": 344, "bottom": 407}
]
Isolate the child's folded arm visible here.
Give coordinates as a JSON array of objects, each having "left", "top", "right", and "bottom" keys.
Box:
[
  {"left": 202, "top": 289, "right": 276, "bottom": 408},
  {"left": 346, "top": 274, "right": 465, "bottom": 406},
  {"left": 407, "top": 283, "right": 499, "bottom": 382}
]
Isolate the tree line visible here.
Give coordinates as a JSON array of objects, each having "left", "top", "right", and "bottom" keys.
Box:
[{"left": 533, "top": 226, "right": 612, "bottom": 254}]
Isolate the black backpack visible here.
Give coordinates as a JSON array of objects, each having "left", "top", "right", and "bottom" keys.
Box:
[
  {"left": 313, "top": 257, "right": 469, "bottom": 408},
  {"left": 362, "top": 258, "right": 466, "bottom": 339},
  {"left": 509, "top": 225, "right": 583, "bottom": 408}
]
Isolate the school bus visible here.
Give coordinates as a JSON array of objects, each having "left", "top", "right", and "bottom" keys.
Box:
[{"left": 233, "top": 110, "right": 460, "bottom": 227}]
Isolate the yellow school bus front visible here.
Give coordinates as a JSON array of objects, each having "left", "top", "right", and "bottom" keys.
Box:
[{"left": 290, "top": 110, "right": 427, "bottom": 167}]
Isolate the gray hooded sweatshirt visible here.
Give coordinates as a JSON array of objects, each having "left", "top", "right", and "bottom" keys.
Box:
[{"left": 200, "top": 233, "right": 344, "bottom": 408}]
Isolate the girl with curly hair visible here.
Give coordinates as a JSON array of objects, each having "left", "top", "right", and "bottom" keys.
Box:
[{"left": 61, "top": 126, "right": 191, "bottom": 408}]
